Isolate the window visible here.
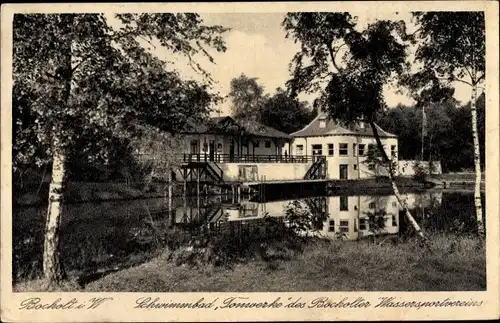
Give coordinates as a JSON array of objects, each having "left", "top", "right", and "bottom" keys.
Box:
[
  {"left": 392, "top": 202, "right": 397, "bottom": 208},
  {"left": 369, "top": 202, "right": 376, "bottom": 209},
  {"left": 254, "top": 140, "right": 260, "bottom": 148},
  {"left": 319, "top": 120, "right": 327, "bottom": 128},
  {"left": 359, "top": 218, "right": 367, "bottom": 230},
  {"left": 391, "top": 145, "right": 397, "bottom": 157},
  {"left": 312, "top": 144, "right": 323, "bottom": 156},
  {"left": 358, "top": 144, "right": 366, "bottom": 156},
  {"left": 368, "top": 164, "right": 375, "bottom": 171},
  {"left": 353, "top": 164, "right": 357, "bottom": 170},
  {"left": 328, "top": 143, "right": 334, "bottom": 156},
  {"left": 339, "top": 220, "right": 349, "bottom": 233},
  {"left": 353, "top": 143, "right": 357, "bottom": 156},
  {"left": 340, "top": 196, "right": 349, "bottom": 211},
  {"left": 202, "top": 142, "right": 208, "bottom": 152},
  {"left": 368, "top": 144, "right": 376, "bottom": 154},
  {"left": 217, "top": 143, "right": 223, "bottom": 152},
  {"left": 392, "top": 215, "right": 397, "bottom": 227},
  {"left": 190, "top": 140, "right": 199, "bottom": 154},
  {"left": 265, "top": 140, "right": 271, "bottom": 148},
  {"left": 339, "top": 143, "right": 348, "bottom": 156},
  {"left": 296, "top": 145, "right": 304, "bottom": 155},
  {"left": 328, "top": 220, "right": 335, "bottom": 232}
]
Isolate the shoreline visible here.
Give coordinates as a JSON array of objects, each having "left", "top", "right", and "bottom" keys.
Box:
[{"left": 13, "top": 176, "right": 485, "bottom": 208}]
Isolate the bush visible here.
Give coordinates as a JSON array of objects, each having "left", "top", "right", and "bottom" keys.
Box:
[{"left": 413, "top": 162, "right": 428, "bottom": 182}]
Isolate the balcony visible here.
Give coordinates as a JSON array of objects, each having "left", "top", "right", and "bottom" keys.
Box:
[{"left": 182, "top": 154, "right": 321, "bottom": 164}]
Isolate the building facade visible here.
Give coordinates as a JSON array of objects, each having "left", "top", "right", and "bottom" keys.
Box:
[
  {"left": 180, "top": 116, "right": 290, "bottom": 163},
  {"left": 286, "top": 113, "right": 399, "bottom": 180}
]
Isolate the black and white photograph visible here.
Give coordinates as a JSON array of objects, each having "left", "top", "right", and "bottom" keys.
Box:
[{"left": 1, "top": 1, "right": 499, "bottom": 322}]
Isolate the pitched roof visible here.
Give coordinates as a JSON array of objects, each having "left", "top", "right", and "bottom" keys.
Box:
[
  {"left": 237, "top": 120, "right": 291, "bottom": 139},
  {"left": 183, "top": 116, "right": 291, "bottom": 139},
  {"left": 291, "top": 112, "right": 397, "bottom": 138}
]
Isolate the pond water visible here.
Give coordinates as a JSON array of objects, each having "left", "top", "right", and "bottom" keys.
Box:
[{"left": 12, "top": 188, "right": 485, "bottom": 283}]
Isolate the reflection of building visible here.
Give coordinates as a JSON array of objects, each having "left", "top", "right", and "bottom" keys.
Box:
[
  {"left": 220, "top": 191, "right": 443, "bottom": 241},
  {"left": 313, "top": 195, "right": 400, "bottom": 240}
]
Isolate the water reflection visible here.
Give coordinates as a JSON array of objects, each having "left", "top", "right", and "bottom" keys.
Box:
[
  {"left": 213, "top": 192, "right": 443, "bottom": 241},
  {"left": 14, "top": 189, "right": 481, "bottom": 283}
]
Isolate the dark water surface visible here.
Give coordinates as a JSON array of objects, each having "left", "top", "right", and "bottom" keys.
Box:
[{"left": 12, "top": 188, "right": 485, "bottom": 283}]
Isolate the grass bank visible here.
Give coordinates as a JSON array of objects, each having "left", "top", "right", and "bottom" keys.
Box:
[{"left": 15, "top": 234, "right": 485, "bottom": 292}]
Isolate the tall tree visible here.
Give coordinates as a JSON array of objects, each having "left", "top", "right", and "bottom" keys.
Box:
[
  {"left": 228, "top": 74, "right": 266, "bottom": 121},
  {"left": 13, "top": 13, "right": 227, "bottom": 285},
  {"left": 259, "top": 87, "right": 316, "bottom": 134},
  {"left": 411, "top": 12, "right": 485, "bottom": 236},
  {"left": 283, "top": 13, "right": 430, "bottom": 245}
]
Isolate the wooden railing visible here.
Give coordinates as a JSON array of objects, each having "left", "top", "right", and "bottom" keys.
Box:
[
  {"left": 183, "top": 153, "right": 319, "bottom": 164},
  {"left": 304, "top": 156, "right": 327, "bottom": 180},
  {"left": 206, "top": 161, "right": 223, "bottom": 182}
]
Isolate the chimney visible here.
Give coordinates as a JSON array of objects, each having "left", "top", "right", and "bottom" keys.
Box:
[{"left": 317, "top": 105, "right": 322, "bottom": 116}]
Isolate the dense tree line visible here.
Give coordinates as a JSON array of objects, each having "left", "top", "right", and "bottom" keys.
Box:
[{"left": 376, "top": 94, "right": 485, "bottom": 173}]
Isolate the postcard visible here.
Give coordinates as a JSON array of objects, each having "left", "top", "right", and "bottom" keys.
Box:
[{"left": 1, "top": 1, "right": 499, "bottom": 322}]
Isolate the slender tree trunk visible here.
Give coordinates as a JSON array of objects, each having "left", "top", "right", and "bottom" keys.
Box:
[
  {"left": 43, "top": 143, "right": 67, "bottom": 284},
  {"left": 42, "top": 14, "right": 74, "bottom": 285},
  {"left": 470, "top": 84, "right": 484, "bottom": 236},
  {"left": 167, "top": 169, "right": 173, "bottom": 220},
  {"left": 369, "top": 121, "right": 430, "bottom": 246}
]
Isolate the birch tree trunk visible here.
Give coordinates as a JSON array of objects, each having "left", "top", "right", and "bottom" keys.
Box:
[
  {"left": 167, "top": 169, "right": 173, "bottom": 223},
  {"left": 470, "top": 84, "right": 484, "bottom": 236},
  {"left": 43, "top": 144, "right": 67, "bottom": 283},
  {"left": 43, "top": 15, "right": 74, "bottom": 284},
  {"left": 369, "top": 122, "right": 430, "bottom": 246}
]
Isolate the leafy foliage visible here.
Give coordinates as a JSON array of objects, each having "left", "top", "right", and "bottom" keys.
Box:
[
  {"left": 377, "top": 94, "right": 485, "bottom": 172},
  {"left": 13, "top": 13, "right": 228, "bottom": 172},
  {"left": 228, "top": 75, "right": 316, "bottom": 133},
  {"left": 259, "top": 88, "right": 317, "bottom": 134},
  {"left": 412, "top": 12, "right": 485, "bottom": 86},
  {"left": 283, "top": 13, "right": 408, "bottom": 127},
  {"left": 228, "top": 74, "right": 266, "bottom": 121}
]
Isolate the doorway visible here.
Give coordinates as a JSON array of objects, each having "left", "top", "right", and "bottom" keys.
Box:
[
  {"left": 339, "top": 164, "right": 348, "bottom": 179},
  {"left": 209, "top": 140, "right": 215, "bottom": 161},
  {"left": 229, "top": 139, "right": 235, "bottom": 162}
]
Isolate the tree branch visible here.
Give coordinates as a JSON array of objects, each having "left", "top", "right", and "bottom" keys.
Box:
[
  {"left": 138, "top": 35, "right": 157, "bottom": 50},
  {"left": 71, "top": 54, "right": 94, "bottom": 73},
  {"left": 460, "top": 64, "right": 475, "bottom": 84},
  {"left": 476, "top": 72, "right": 485, "bottom": 83},
  {"left": 326, "top": 41, "right": 346, "bottom": 74},
  {"left": 450, "top": 77, "right": 473, "bottom": 87},
  {"left": 433, "top": 70, "right": 474, "bottom": 87}
]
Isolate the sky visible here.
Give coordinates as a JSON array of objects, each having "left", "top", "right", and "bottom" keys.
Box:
[{"left": 130, "top": 12, "right": 476, "bottom": 116}]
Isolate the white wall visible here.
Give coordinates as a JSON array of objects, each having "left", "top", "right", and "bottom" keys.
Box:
[
  {"left": 219, "top": 162, "right": 312, "bottom": 182},
  {"left": 398, "top": 160, "right": 443, "bottom": 176}
]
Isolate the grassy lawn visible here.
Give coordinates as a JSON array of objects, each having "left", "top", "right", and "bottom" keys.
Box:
[{"left": 15, "top": 234, "right": 485, "bottom": 292}]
